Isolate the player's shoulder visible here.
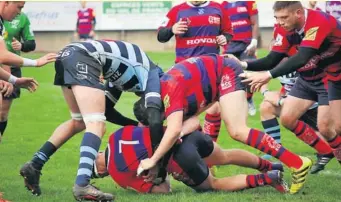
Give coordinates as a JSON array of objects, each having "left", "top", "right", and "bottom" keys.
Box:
[
  {"left": 208, "top": 1, "right": 223, "bottom": 8},
  {"left": 170, "top": 2, "right": 187, "bottom": 12}
]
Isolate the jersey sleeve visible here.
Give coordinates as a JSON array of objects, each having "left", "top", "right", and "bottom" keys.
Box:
[
  {"left": 21, "top": 14, "right": 35, "bottom": 41},
  {"left": 247, "top": 1, "right": 258, "bottom": 16},
  {"left": 271, "top": 26, "right": 291, "bottom": 54},
  {"left": 161, "top": 77, "right": 185, "bottom": 118},
  {"left": 145, "top": 65, "right": 163, "bottom": 110},
  {"left": 220, "top": 3, "right": 232, "bottom": 35},
  {"left": 159, "top": 6, "right": 178, "bottom": 29},
  {"left": 104, "top": 82, "right": 123, "bottom": 108},
  {"left": 300, "top": 19, "right": 332, "bottom": 49}
]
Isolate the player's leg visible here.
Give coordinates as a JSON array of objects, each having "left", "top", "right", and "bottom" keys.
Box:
[
  {"left": 326, "top": 80, "right": 341, "bottom": 164},
  {"left": 0, "top": 67, "right": 22, "bottom": 138},
  {"left": 259, "top": 92, "right": 282, "bottom": 159},
  {"left": 204, "top": 142, "right": 283, "bottom": 173},
  {"left": 203, "top": 102, "right": 221, "bottom": 142},
  {"left": 194, "top": 169, "right": 288, "bottom": 193},
  {"left": 280, "top": 79, "right": 333, "bottom": 156},
  {"left": 303, "top": 107, "right": 335, "bottom": 174},
  {"left": 71, "top": 86, "right": 113, "bottom": 201}
]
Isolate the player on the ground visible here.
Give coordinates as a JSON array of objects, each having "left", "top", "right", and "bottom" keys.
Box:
[
  {"left": 238, "top": 1, "right": 341, "bottom": 167},
  {"left": 0, "top": 1, "right": 55, "bottom": 96},
  {"left": 0, "top": 11, "right": 36, "bottom": 140},
  {"left": 19, "top": 40, "right": 165, "bottom": 201},
  {"left": 157, "top": 1, "right": 233, "bottom": 143},
  {"left": 74, "top": 1, "right": 96, "bottom": 41},
  {"left": 135, "top": 54, "right": 312, "bottom": 194},
  {"left": 91, "top": 124, "right": 287, "bottom": 194},
  {"left": 221, "top": 1, "right": 259, "bottom": 116}
]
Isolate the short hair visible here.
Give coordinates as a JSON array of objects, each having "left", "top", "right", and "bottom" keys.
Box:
[{"left": 273, "top": 1, "right": 303, "bottom": 11}]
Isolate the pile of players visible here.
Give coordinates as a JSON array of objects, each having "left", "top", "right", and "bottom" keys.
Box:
[{"left": 0, "top": 1, "right": 341, "bottom": 202}]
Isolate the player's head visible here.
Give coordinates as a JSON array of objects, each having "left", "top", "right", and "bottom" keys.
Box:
[
  {"left": 189, "top": 1, "right": 207, "bottom": 6},
  {"left": 273, "top": 1, "right": 304, "bottom": 31},
  {"left": 91, "top": 152, "right": 109, "bottom": 179},
  {"left": 1, "top": 1, "right": 25, "bottom": 21},
  {"left": 80, "top": 1, "right": 87, "bottom": 9}
]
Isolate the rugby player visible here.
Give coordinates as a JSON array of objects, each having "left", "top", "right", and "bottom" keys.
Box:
[{"left": 74, "top": 1, "right": 96, "bottom": 41}]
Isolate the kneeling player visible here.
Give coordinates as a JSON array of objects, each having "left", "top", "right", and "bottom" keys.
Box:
[{"left": 92, "top": 125, "right": 288, "bottom": 193}]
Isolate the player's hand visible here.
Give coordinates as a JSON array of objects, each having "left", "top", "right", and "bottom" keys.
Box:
[
  {"left": 89, "top": 30, "right": 95, "bottom": 38},
  {"left": 244, "top": 39, "right": 258, "bottom": 56},
  {"left": 0, "top": 80, "right": 14, "bottom": 97},
  {"left": 171, "top": 172, "right": 195, "bottom": 185},
  {"left": 137, "top": 158, "right": 157, "bottom": 176},
  {"left": 263, "top": 91, "right": 282, "bottom": 107},
  {"left": 172, "top": 20, "right": 188, "bottom": 35},
  {"left": 15, "top": 77, "right": 38, "bottom": 92},
  {"left": 142, "top": 164, "right": 159, "bottom": 182},
  {"left": 216, "top": 35, "right": 227, "bottom": 46},
  {"left": 239, "top": 71, "right": 272, "bottom": 92},
  {"left": 36, "top": 53, "right": 57, "bottom": 67},
  {"left": 11, "top": 38, "right": 22, "bottom": 51},
  {"left": 221, "top": 53, "right": 240, "bottom": 62}
]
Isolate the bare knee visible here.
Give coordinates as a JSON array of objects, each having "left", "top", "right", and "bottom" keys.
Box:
[
  {"left": 260, "top": 101, "right": 277, "bottom": 120},
  {"left": 280, "top": 113, "right": 297, "bottom": 130},
  {"left": 228, "top": 126, "right": 249, "bottom": 142},
  {"left": 72, "top": 120, "right": 86, "bottom": 134}
]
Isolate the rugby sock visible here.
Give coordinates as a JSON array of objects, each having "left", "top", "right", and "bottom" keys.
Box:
[
  {"left": 292, "top": 121, "right": 333, "bottom": 155},
  {"left": 246, "top": 92, "right": 253, "bottom": 102},
  {"left": 0, "top": 121, "right": 8, "bottom": 136},
  {"left": 246, "top": 129, "right": 303, "bottom": 169},
  {"left": 257, "top": 157, "right": 273, "bottom": 172},
  {"left": 328, "top": 135, "right": 341, "bottom": 162},
  {"left": 246, "top": 173, "right": 272, "bottom": 188},
  {"left": 203, "top": 113, "right": 221, "bottom": 142},
  {"left": 32, "top": 141, "right": 57, "bottom": 171},
  {"left": 75, "top": 132, "right": 101, "bottom": 187},
  {"left": 262, "top": 118, "right": 281, "bottom": 144}
]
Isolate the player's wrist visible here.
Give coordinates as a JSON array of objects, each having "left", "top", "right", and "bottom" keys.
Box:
[
  {"left": 22, "top": 58, "right": 38, "bottom": 67},
  {"left": 8, "top": 75, "right": 18, "bottom": 85},
  {"left": 241, "top": 61, "right": 248, "bottom": 70},
  {"left": 250, "top": 38, "right": 258, "bottom": 47},
  {"left": 267, "top": 71, "right": 273, "bottom": 79}
]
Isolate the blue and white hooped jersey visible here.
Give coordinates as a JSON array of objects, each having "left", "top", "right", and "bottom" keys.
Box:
[{"left": 68, "top": 40, "right": 152, "bottom": 93}]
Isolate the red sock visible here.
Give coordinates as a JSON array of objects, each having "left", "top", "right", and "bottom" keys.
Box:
[
  {"left": 293, "top": 121, "right": 333, "bottom": 155},
  {"left": 246, "top": 129, "right": 303, "bottom": 169},
  {"left": 328, "top": 135, "right": 341, "bottom": 161},
  {"left": 246, "top": 173, "right": 272, "bottom": 188},
  {"left": 203, "top": 113, "right": 221, "bottom": 142},
  {"left": 257, "top": 157, "right": 273, "bottom": 172},
  {"left": 246, "top": 92, "right": 253, "bottom": 101}
]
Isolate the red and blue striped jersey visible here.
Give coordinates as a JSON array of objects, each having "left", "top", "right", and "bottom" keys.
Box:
[
  {"left": 77, "top": 8, "right": 95, "bottom": 35},
  {"left": 160, "top": 54, "right": 243, "bottom": 119},
  {"left": 159, "top": 1, "right": 232, "bottom": 63},
  {"left": 107, "top": 126, "right": 153, "bottom": 174},
  {"left": 221, "top": 1, "right": 258, "bottom": 43},
  {"left": 272, "top": 9, "right": 341, "bottom": 82}
]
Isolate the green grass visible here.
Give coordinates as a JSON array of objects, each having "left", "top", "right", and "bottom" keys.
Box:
[{"left": 0, "top": 50, "right": 340, "bottom": 202}]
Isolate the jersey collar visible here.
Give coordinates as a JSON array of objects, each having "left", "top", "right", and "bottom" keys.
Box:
[
  {"left": 186, "top": 1, "right": 209, "bottom": 7},
  {"left": 296, "top": 9, "right": 308, "bottom": 35}
]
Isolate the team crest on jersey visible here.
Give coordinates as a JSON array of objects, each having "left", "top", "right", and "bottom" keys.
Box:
[
  {"left": 304, "top": 27, "right": 319, "bottom": 41},
  {"left": 273, "top": 34, "right": 283, "bottom": 46},
  {"left": 10, "top": 19, "right": 19, "bottom": 29},
  {"left": 3, "top": 31, "right": 8, "bottom": 40},
  {"left": 208, "top": 16, "right": 220, "bottom": 25},
  {"left": 220, "top": 75, "right": 232, "bottom": 90},
  {"left": 198, "top": 8, "right": 205, "bottom": 15},
  {"left": 163, "top": 94, "right": 170, "bottom": 110}
]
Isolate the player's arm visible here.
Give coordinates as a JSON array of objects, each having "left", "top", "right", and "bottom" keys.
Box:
[
  {"left": 21, "top": 14, "right": 36, "bottom": 52},
  {"left": 157, "top": 7, "right": 177, "bottom": 43},
  {"left": 151, "top": 111, "right": 183, "bottom": 164},
  {"left": 180, "top": 116, "right": 200, "bottom": 137},
  {"left": 267, "top": 47, "right": 317, "bottom": 78},
  {"left": 105, "top": 85, "right": 138, "bottom": 126},
  {"left": 242, "top": 51, "right": 287, "bottom": 71},
  {"left": 249, "top": 1, "right": 259, "bottom": 49},
  {"left": 220, "top": 2, "right": 233, "bottom": 42}
]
